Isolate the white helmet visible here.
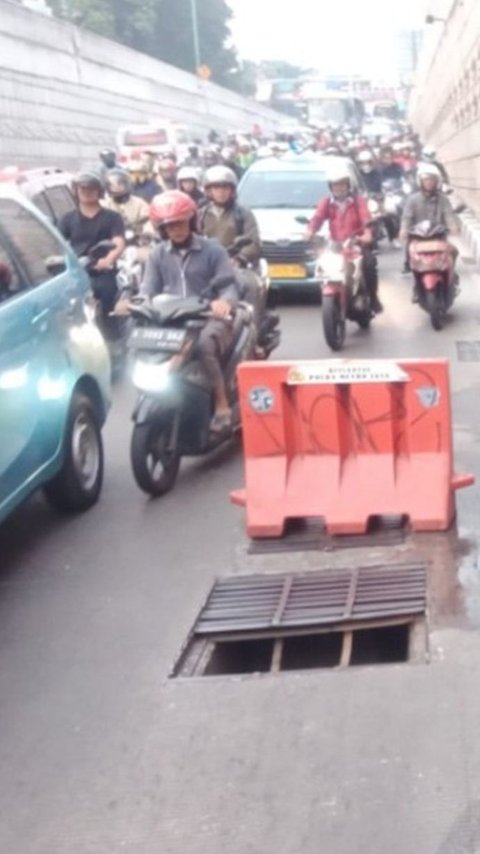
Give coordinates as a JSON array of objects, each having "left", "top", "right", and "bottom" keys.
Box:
[
  {"left": 417, "top": 162, "right": 441, "bottom": 184},
  {"left": 326, "top": 161, "right": 352, "bottom": 185},
  {"left": 204, "top": 165, "right": 238, "bottom": 188},
  {"left": 422, "top": 145, "right": 436, "bottom": 160},
  {"left": 358, "top": 150, "right": 374, "bottom": 163},
  {"left": 177, "top": 166, "right": 199, "bottom": 183}
]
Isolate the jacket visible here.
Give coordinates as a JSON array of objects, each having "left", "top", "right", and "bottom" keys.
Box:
[
  {"left": 103, "top": 195, "right": 150, "bottom": 235},
  {"left": 309, "top": 194, "right": 372, "bottom": 242},
  {"left": 401, "top": 190, "right": 457, "bottom": 234},
  {"left": 200, "top": 202, "right": 261, "bottom": 266},
  {"left": 141, "top": 234, "right": 238, "bottom": 303},
  {"left": 362, "top": 169, "right": 383, "bottom": 195}
]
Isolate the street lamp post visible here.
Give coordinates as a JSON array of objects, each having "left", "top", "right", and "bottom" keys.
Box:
[{"left": 190, "top": 0, "right": 201, "bottom": 72}]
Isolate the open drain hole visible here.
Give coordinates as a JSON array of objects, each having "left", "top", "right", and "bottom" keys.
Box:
[
  {"left": 175, "top": 623, "right": 420, "bottom": 677},
  {"left": 172, "top": 565, "right": 427, "bottom": 677}
]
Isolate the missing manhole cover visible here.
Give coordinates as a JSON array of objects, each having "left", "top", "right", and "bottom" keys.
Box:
[
  {"left": 172, "top": 564, "right": 427, "bottom": 677},
  {"left": 456, "top": 341, "right": 480, "bottom": 362}
]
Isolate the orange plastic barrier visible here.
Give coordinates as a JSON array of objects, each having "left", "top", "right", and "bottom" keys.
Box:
[{"left": 230, "top": 359, "right": 474, "bottom": 538}]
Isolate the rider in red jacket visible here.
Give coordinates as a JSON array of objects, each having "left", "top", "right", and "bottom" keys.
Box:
[{"left": 306, "top": 162, "right": 383, "bottom": 314}]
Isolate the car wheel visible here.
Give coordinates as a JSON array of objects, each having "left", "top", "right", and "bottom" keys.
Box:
[{"left": 44, "top": 392, "right": 104, "bottom": 512}]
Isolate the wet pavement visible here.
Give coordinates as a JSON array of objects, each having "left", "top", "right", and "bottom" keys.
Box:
[{"left": 2, "top": 245, "right": 480, "bottom": 852}]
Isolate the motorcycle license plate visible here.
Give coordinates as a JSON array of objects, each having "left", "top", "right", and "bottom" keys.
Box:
[
  {"left": 129, "top": 326, "right": 187, "bottom": 352},
  {"left": 268, "top": 263, "right": 306, "bottom": 279}
]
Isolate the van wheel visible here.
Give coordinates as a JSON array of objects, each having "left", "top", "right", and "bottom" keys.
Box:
[{"left": 44, "top": 393, "right": 103, "bottom": 512}]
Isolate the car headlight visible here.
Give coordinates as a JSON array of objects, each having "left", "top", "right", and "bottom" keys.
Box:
[{"left": 132, "top": 359, "right": 172, "bottom": 393}]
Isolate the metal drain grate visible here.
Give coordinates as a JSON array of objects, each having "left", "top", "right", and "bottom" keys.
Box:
[
  {"left": 172, "top": 564, "right": 427, "bottom": 676},
  {"left": 196, "top": 564, "right": 426, "bottom": 635},
  {"left": 456, "top": 341, "right": 480, "bottom": 362}
]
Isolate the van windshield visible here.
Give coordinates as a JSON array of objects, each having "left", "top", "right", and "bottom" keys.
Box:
[{"left": 239, "top": 170, "right": 328, "bottom": 209}]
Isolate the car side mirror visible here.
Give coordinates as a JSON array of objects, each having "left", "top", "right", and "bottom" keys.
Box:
[{"left": 45, "top": 255, "right": 67, "bottom": 276}]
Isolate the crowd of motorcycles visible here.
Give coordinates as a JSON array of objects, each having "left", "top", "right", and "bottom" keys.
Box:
[{"left": 79, "top": 123, "right": 461, "bottom": 496}]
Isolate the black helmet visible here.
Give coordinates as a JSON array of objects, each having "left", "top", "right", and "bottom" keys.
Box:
[
  {"left": 72, "top": 170, "right": 104, "bottom": 197},
  {"left": 99, "top": 148, "right": 116, "bottom": 168},
  {"left": 105, "top": 168, "right": 131, "bottom": 199}
]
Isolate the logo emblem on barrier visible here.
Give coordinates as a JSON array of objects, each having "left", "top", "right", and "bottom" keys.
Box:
[
  {"left": 416, "top": 386, "right": 440, "bottom": 408},
  {"left": 249, "top": 386, "right": 275, "bottom": 414}
]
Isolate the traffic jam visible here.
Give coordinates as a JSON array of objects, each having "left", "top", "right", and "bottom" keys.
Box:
[{"left": 1, "top": 8, "right": 479, "bottom": 851}]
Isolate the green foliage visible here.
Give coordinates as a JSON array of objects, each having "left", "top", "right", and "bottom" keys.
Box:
[{"left": 51, "top": 0, "right": 247, "bottom": 91}]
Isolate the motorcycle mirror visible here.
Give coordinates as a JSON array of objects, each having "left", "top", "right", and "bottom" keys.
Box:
[
  {"left": 454, "top": 203, "right": 466, "bottom": 214},
  {"left": 295, "top": 215, "right": 309, "bottom": 225}
]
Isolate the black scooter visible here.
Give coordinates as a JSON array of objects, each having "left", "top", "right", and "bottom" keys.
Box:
[{"left": 128, "top": 274, "right": 279, "bottom": 496}]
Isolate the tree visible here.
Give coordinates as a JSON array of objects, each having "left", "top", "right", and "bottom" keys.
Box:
[{"left": 49, "top": 0, "right": 245, "bottom": 92}]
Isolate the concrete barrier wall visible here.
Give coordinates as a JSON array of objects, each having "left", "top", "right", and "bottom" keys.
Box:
[
  {"left": 409, "top": 0, "right": 480, "bottom": 214},
  {"left": 0, "top": 0, "right": 286, "bottom": 169}
]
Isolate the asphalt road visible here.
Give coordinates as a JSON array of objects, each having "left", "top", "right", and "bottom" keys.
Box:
[{"left": 2, "top": 245, "right": 480, "bottom": 853}]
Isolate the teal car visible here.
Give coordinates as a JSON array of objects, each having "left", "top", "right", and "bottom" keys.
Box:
[{"left": 0, "top": 186, "right": 111, "bottom": 524}]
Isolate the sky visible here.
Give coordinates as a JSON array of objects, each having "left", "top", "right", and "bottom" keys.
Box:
[{"left": 229, "top": 0, "right": 431, "bottom": 80}]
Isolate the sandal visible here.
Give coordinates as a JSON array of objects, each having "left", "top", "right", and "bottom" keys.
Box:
[{"left": 210, "top": 412, "right": 232, "bottom": 433}]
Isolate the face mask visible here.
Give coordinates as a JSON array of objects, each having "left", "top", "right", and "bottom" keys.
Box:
[{"left": 112, "top": 192, "right": 130, "bottom": 204}]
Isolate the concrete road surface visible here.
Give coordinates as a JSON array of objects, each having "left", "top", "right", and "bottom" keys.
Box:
[{"left": 2, "top": 246, "right": 480, "bottom": 853}]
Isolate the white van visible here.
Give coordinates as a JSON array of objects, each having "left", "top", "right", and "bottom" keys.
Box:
[{"left": 115, "top": 122, "right": 193, "bottom": 165}]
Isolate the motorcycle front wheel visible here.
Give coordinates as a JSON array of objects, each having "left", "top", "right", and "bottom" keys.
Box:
[
  {"left": 322, "top": 294, "right": 346, "bottom": 351},
  {"left": 425, "top": 289, "right": 446, "bottom": 331},
  {"left": 130, "top": 420, "right": 181, "bottom": 496}
]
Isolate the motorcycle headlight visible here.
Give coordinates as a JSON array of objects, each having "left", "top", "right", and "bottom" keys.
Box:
[
  {"left": 368, "top": 199, "right": 380, "bottom": 215},
  {"left": 132, "top": 359, "right": 172, "bottom": 393},
  {"left": 318, "top": 250, "right": 345, "bottom": 281}
]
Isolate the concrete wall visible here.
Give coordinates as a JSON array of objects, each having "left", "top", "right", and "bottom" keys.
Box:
[
  {"left": 0, "top": 0, "right": 286, "bottom": 169},
  {"left": 409, "top": 0, "right": 480, "bottom": 214}
]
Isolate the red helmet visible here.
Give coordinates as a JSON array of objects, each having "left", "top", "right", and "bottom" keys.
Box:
[{"left": 149, "top": 191, "right": 197, "bottom": 226}]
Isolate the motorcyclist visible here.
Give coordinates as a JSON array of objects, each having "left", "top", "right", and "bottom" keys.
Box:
[
  {"left": 306, "top": 162, "right": 383, "bottom": 314},
  {"left": 103, "top": 168, "right": 150, "bottom": 237},
  {"left": 157, "top": 158, "right": 178, "bottom": 192},
  {"left": 128, "top": 158, "right": 159, "bottom": 203},
  {"left": 421, "top": 145, "right": 450, "bottom": 184},
  {"left": 357, "top": 150, "right": 383, "bottom": 195},
  {"left": 400, "top": 163, "right": 459, "bottom": 298},
  {"left": 396, "top": 141, "right": 417, "bottom": 175},
  {"left": 199, "top": 165, "right": 264, "bottom": 323},
  {"left": 200, "top": 166, "right": 261, "bottom": 266},
  {"left": 181, "top": 143, "right": 204, "bottom": 172},
  {"left": 380, "top": 146, "right": 404, "bottom": 183},
  {"left": 237, "top": 138, "right": 256, "bottom": 174},
  {"left": 60, "top": 171, "right": 125, "bottom": 338},
  {"left": 177, "top": 166, "right": 205, "bottom": 206},
  {"left": 140, "top": 191, "right": 239, "bottom": 433},
  {"left": 99, "top": 148, "right": 117, "bottom": 179}
]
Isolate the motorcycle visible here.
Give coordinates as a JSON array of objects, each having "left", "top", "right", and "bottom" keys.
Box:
[
  {"left": 116, "top": 229, "right": 146, "bottom": 296},
  {"left": 316, "top": 237, "right": 374, "bottom": 351},
  {"left": 228, "top": 235, "right": 280, "bottom": 358},
  {"left": 408, "top": 221, "right": 458, "bottom": 330},
  {"left": 381, "top": 178, "right": 405, "bottom": 240},
  {"left": 128, "top": 275, "right": 279, "bottom": 496}
]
